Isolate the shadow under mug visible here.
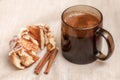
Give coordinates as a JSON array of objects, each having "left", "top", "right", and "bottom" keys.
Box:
[{"left": 61, "top": 5, "right": 115, "bottom": 64}]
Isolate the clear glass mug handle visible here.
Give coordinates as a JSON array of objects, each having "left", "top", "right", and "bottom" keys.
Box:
[{"left": 96, "top": 28, "right": 115, "bottom": 60}]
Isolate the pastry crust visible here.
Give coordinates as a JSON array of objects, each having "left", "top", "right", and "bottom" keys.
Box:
[
  {"left": 9, "top": 24, "right": 57, "bottom": 69},
  {"left": 9, "top": 52, "right": 25, "bottom": 69},
  {"left": 39, "top": 26, "right": 45, "bottom": 50},
  {"left": 9, "top": 27, "right": 40, "bottom": 69},
  {"left": 43, "top": 26, "right": 56, "bottom": 51}
]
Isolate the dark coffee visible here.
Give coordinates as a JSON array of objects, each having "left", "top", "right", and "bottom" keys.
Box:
[
  {"left": 61, "top": 13, "right": 101, "bottom": 64},
  {"left": 61, "top": 5, "right": 114, "bottom": 64},
  {"left": 64, "top": 13, "right": 99, "bottom": 28}
]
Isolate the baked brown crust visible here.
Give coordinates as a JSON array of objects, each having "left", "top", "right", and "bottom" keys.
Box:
[
  {"left": 9, "top": 24, "right": 57, "bottom": 69},
  {"left": 9, "top": 27, "right": 40, "bottom": 69}
]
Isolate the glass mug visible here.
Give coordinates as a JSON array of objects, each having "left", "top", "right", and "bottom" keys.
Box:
[{"left": 61, "top": 5, "right": 115, "bottom": 64}]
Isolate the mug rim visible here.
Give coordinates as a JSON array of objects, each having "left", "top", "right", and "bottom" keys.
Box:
[{"left": 61, "top": 5, "right": 103, "bottom": 30}]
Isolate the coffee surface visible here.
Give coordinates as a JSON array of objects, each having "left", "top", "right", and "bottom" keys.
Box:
[{"left": 64, "top": 13, "right": 99, "bottom": 28}]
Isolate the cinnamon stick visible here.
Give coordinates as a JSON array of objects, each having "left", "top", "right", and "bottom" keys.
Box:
[
  {"left": 34, "top": 51, "right": 51, "bottom": 75},
  {"left": 44, "top": 48, "right": 58, "bottom": 74}
]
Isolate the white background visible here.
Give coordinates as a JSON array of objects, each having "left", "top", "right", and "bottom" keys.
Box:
[{"left": 0, "top": 0, "right": 119, "bottom": 80}]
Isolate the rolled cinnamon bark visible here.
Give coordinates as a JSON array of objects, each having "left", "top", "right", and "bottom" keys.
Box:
[
  {"left": 44, "top": 48, "right": 58, "bottom": 74},
  {"left": 34, "top": 51, "right": 51, "bottom": 75}
]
